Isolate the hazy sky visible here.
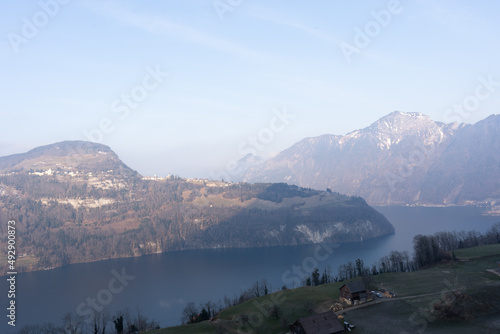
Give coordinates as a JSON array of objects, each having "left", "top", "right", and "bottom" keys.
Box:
[{"left": 1, "top": 0, "right": 499, "bottom": 178}]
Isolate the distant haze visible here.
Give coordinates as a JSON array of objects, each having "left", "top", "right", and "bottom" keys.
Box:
[
  {"left": 2, "top": 1, "right": 500, "bottom": 177},
  {"left": 243, "top": 112, "right": 500, "bottom": 205}
]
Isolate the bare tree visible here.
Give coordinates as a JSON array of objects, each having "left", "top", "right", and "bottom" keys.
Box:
[
  {"left": 486, "top": 223, "right": 500, "bottom": 243},
  {"left": 389, "top": 251, "right": 403, "bottom": 272},
  {"left": 62, "top": 312, "right": 83, "bottom": 334},
  {"left": 402, "top": 251, "right": 410, "bottom": 272},
  {"left": 260, "top": 279, "right": 269, "bottom": 295},
  {"left": 101, "top": 308, "right": 110, "bottom": 334},
  {"left": 19, "top": 325, "right": 43, "bottom": 334},
  {"left": 212, "top": 300, "right": 224, "bottom": 318},
  {"left": 338, "top": 264, "right": 347, "bottom": 281},
  {"left": 251, "top": 280, "right": 260, "bottom": 297},
  {"left": 20, "top": 323, "right": 65, "bottom": 334},
  {"left": 346, "top": 261, "right": 355, "bottom": 279},
  {"left": 92, "top": 312, "right": 100, "bottom": 334},
  {"left": 42, "top": 322, "right": 66, "bottom": 334},
  {"left": 361, "top": 272, "right": 373, "bottom": 289},
  {"left": 325, "top": 265, "right": 333, "bottom": 282},
  {"left": 121, "top": 308, "right": 134, "bottom": 334},
  {"left": 223, "top": 295, "right": 231, "bottom": 309},
  {"left": 181, "top": 302, "right": 198, "bottom": 324},
  {"left": 149, "top": 318, "right": 160, "bottom": 330},
  {"left": 134, "top": 307, "right": 148, "bottom": 331}
]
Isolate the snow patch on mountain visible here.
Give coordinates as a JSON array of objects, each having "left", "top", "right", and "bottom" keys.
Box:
[{"left": 243, "top": 111, "right": 500, "bottom": 205}]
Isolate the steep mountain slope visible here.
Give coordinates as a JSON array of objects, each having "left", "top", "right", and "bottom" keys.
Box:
[
  {"left": 243, "top": 112, "right": 499, "bottom": 205},
  {"left": 421, "top": 115, "right": 500, "bottom": 204},
  {"left": 0, "top": 141, "right": 393, "bottom": 273}
]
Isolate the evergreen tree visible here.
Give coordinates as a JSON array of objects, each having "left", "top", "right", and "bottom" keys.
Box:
[
  {"left": 311, "top": 268, "right": 320, "bottom": 286},
  {"left": 113, "top": 316, "right": 124, "bottom": 334},
  {"left": 321, "top": 269, "right": 329, "bottom": 285},
  {"left": 355, "top": 258, "right": 364, "bottom": 277},
  {"left": 305, "top": 277, "right": 312, "bottom": 286},
  {"left": 199, "top": 308, "right": 210, "bottom": 321}
]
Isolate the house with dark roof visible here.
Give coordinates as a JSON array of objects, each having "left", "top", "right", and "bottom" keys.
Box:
[
  {"left": 339, "top": 281, "right": 368, "bottom": 305},
  {"left": 289, "top": 311, "right": 344, "bottom": 334}
]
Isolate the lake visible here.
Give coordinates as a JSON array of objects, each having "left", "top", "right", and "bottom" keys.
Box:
[{"left": 2, "top": 206, "right": 499, "bottom": 333}]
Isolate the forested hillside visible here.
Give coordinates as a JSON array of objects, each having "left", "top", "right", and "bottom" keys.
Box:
[{"left": 0, "top": 141, "right": 394, "bottom": 273}]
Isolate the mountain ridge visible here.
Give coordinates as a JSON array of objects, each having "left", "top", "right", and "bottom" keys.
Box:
[
  {"left": 0, "top": 140, "right": 137, "bottom": 177},
  {"left": 0, "top": 141, "right": 394, "bottom": 273},
  {"left": 242, "top": 112, "right": 500, "bottom": 206}
]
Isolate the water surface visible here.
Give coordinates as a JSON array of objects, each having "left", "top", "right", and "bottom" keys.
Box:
[{"left": 1, "top": 206, "right": 498, "bottom": 332}]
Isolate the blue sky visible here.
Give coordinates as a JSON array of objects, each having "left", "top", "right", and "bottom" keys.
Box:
[{"left": 1, "top": 0, "right": 499, "bottom": 178}]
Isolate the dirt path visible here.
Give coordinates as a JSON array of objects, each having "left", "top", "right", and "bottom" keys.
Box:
[
  {"left": 486, "top": 268, "right": 500, "bottom": 277},
  {"left": 334, "top": 292, "right": 445, "bottom": 315},
  {"left": 335, "top": 282, "right": 500, "bottom": 315}
]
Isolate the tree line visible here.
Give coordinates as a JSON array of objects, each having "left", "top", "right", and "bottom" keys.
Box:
[
  {"left": 413, "top": 223, "right": 500, "bottom": 268},
  {"left": 18, "top": 307, "right": 160, "bottom": 334},
  {"left": 180, "top": 222, "right": 500, "bottom": 324},
  {"left": 180, "top": 278, "right": 273, "bottom": 325},
  {"left": 18, "top": 222, "right": 500, "bottom": 333},
  {"left": 301, "top": 223, "right": 500, "bottom": 289}
]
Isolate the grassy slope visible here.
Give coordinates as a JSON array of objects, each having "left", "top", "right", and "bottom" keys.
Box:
[
  {"left": 351, "top": 256, "right": 500, "bottom": 334},
  {"left": 153, "top": 245, "right": 500, "bottom": 334},
  {"left": 370, "top": 257, "right": 500, "bottom": 297},
  {"left": 153, "top": 283, "right": 344, "bottom": 334},
  {"left": 453, "top": 243, "right": 500, "bottom": 259},
  {"left": 342, "top": 248, "right": 500, "bottom": 334}
]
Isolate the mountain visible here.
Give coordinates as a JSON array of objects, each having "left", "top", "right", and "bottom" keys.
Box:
[
  {"left": 237, "top": 153, "right": 265, "bottom": 172},
  {"left": 0, "top": 140, "right": 136, "bottom": 177},
  {"left": 243, "top": 112, "right": 500, "bottom": 206},
  {"left": 420, "top": 114, "right": 500, "bottom": 204},
  {"left": 0, "top": 141, "right": 393, "bottom": 273}
]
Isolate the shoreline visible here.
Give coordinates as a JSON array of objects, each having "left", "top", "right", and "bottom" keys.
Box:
[{"left": 6, "top": 205, "right": 498, "bottom": 276}]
